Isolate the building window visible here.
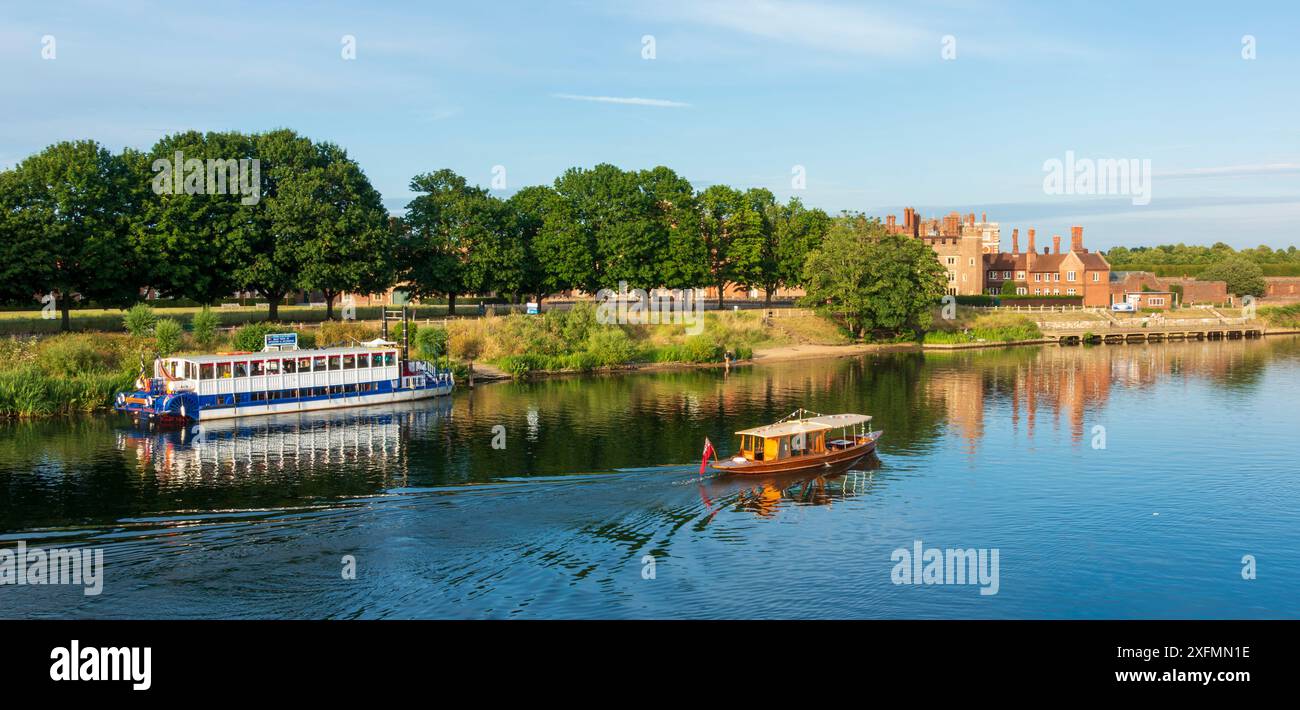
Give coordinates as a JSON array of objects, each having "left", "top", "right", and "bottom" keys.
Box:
[
  {"left": 948, "top": 272, "right": 955, "bottom": 282},
  {"left": 969, "top": 258, "right": 975, "bottom": 266},
  {"left": 1092, "top": 272, "right": 1100, "bottom": 282},
  {"left": 1003, "top": 271, "right": 1011, "bottom": 279},
  {"left": 1034, "top": 273, "right": 1042, "bottom": 282},
  {"left": 1034, "top": 288, "right": 1041, "bottom": 295},
  {"left": 1017, "top": 271, "right": 1025, "bottom": 280},
  {"left": 1053, "top": 273, "right": 1060, "bottom": 282},
  {"left": 1150, "top": 297, "right": 1165, "bottom": 306},
  {"left": 988, "top": 270, "right": 996, "bottom": 280},
  {"left": 946, "top": 257, "right": 956, "bottom": 266},
  {"left": 1067, "top": 271, "right": 1076, "bottom": 282},
  {"left": 1067, "top": 288, "right": 1076, "bottom": 295},
  {"left": 1017, "top": 287, "right": 1027, "bottom": 295}
]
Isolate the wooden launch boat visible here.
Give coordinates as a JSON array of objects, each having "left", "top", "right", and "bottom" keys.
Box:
[{"left": 708, "top": 409, "right": 881, "bottom": 476}]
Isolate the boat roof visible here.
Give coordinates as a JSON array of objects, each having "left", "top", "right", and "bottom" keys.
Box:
[
  {"left": 735, "top": 413, "right": 872, "bottom": 438},
  {"left": 804, "top": 413, "right": 872, "bottom": 428},
  {"left": 735, "top": 420, "right": 832, "bottom": 438},
  {"left": 172, "top": 346, "right": 398, "bottom": 365}
]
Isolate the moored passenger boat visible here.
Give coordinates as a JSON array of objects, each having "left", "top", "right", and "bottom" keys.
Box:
[
  {"left": 707, "top": 409, "right": 881, "bottom": 475},
  {"left": 113, "top": 334, "right": 453, "bottom": 423}
]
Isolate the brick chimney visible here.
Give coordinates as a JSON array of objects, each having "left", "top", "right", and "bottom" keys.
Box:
[
  {"left": 1012, "top": 228, "right": 1020, "bottom": 254},
  {"left": 1071, "top": 226, "right": 1084, "bottom": 252},
  {"left": 887, "top": 215, "right": 896, "bottom": 230},
  {"left": 967, "top": 213, "right": 975, "bottom": 227},
  {"left": 1027, "top": 229, "right": 1036, "bottom": 254},
  {"left": 1052, "top": 235, "right": 1061, "bottom": 254},
  {"left": 981, "top": 212, "right": 987, "bottom": 223}
]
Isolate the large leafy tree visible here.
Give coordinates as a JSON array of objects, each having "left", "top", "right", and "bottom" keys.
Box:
[
  {"left": 0, "top": 140, "right": 140, "bottom": 330},
  {"left": 762, "top": 197, "right": 830, "bottom": 307},
  {"left": 1200, "top": 255, "right": 1266, "bottom": 298},
  {"left": 235, "top": 129, "right": 322, "bottom": 321},
  {"left": 401, "top": 169, "right": 508, "bottom": 314},
  {"left": 802, "top": 216, "right": 946, "bottom": 339},
  {"left": 506, "top": 185, "right": 558, "bottom": 303},
  {"left": 544, "top": 164, "right": 664, "bottom": 293},
  {"left": 638, "top": 166, "right": 707, "bottom": 289},
  {"left": 132, "top": 130, "right": 258, "bottom": 304},
  {"left": 697, "top": 184, "right": 763, "bottom": 308},
  {"left": 281, "top": 142, "right": 395, "bottom": 320}
]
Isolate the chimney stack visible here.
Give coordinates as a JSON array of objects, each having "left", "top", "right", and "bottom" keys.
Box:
[
  {"left": 1012, "top": 228, "right": 1020, "bottom": 254},
  {"left": 981, "top": 212, "right": 987, "bottom": 223},
  {"left": 1052, "top": 235, "right": 1061, "bottom": 254},
  {"left": 887, "top": 215, "right": 896, "bottom": 229},
  {"left": 967, "top": 213, "right": 975, "bottom": 227},
  {"left": 1027, "top": 229, "right": 1036, "bottom": 254},
  {"left": 1071, "top": 226, "right": 1084, "bottom": 252}
]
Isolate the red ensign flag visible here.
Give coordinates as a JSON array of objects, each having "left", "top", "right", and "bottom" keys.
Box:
[{"left": 700, "top": 437, "right": 716, "bottom": 474}]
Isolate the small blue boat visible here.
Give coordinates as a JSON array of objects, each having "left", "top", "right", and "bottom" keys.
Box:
[{"left": 114, "top": 336, "right": 453, "bottom": 423}]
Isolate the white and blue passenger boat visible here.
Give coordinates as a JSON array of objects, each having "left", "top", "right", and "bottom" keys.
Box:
[{"left": 113, "top": 333, "right": 454, "bottom": 423}]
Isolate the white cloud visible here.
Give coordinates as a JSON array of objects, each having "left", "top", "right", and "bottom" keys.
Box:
[
  {"left": 1157, "top": 163, "right": 1300, "bottom": 179},
  {"left": 642, "top": 0, "right": 927, "bottom": 57},
  {"left": 552, "top": 94, "right": 691, "bottom": 108}
]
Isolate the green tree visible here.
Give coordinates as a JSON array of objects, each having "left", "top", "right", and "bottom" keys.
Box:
[
  {"left": 1201, "top": 256, "right": 1266, "bottom": 297},
  {"left": 132, "top": 130, "right": 257, "bottom": 305},
  {"left": 235, "top": 129, "right": 322, "bottom": 321},
  {"left": 124, "top": 303, "right": 158, "bottom": 336},
  {"left": 801, "top": 217, "right": 946, "bottom": 339},
  {"left": 282, "top": 143, "right": 395, "bottom": 320},
  {"left": 506, "top": 185, "right": 558, "bottom": 303},
  {"left": 638, "top": 166, "right": 707, "bottom": 289},
  {"left": 154, "top": 318, "right": 183, "bottom": 356},
  {"left": 0, "top": 140, "right": 140, "bottom": 330},
  {"left": 697, "top": 185, "right": 763, "bottom": 308},
  {"left": 760, "top": 197, "right": 830, "bottom": 307},
  {"left": 401, "top": 169, "right": 508, "bottom": 314},
  {"left": 191, "top": 306, "right": 221, "bottom": 347}
]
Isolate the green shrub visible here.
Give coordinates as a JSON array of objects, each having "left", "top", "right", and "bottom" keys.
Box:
[
  {"left": 585, "top": 326, "right": 638, "bottom": 366},
  {"left": 36, "top": 335, "right": 120, "bottom": 376},
  {"left": 415, "top": 327, "right": 448, "bottom": 359},
  {"left": 191, "top": 306, "right": 220, "bottom": 347},
  {"left": 231, "top": 322, "right": 274, "bottom": 352},
  {"left": 123, "top": 303, "right": 157, "bottom": 336},
  {"left": 154, "top": 319, "right": 184, "bottom": 356}
]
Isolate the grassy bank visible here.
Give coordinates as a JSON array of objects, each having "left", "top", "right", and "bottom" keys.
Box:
[
  {"left": 922, "top": 309, "right": 1044, "bottom": 345},
  {"left": 0, "top": 335, "right": 140, "bottom": 417},
  {"left": 450, "top": 304, "right": 850, "bottom": 378},
  {"left": 1261, "top": 303, "right": 1300, "bottom": 329}
]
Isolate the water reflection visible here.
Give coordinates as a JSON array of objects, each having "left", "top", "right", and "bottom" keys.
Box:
[{"left": 699, "top": 455, "right": 884, "bottom": 519}]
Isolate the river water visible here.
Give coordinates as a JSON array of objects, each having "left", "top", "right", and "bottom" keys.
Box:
[{"left": 2, "top": 337, "right": 1298, "bottom": 618}]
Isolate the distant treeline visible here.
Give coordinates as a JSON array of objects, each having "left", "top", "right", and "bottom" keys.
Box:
[
  {"left": 1108, "top": 243, "right": 1300, "bottom": 274},
  {"left": 0, "top": 131, "right": 835, "bottom": 331}
]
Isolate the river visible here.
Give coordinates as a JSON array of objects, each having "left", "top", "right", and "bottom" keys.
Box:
[{"left": 2, "top": 337, "right": 1298, "bottom": 618}]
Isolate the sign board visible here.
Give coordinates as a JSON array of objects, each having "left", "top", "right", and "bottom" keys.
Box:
[
  {"left": 526, "top": 302, "right": 539, "bottom": 315},
  {"left": 264, "top": 333, "right": 298, "bottom": 350}
]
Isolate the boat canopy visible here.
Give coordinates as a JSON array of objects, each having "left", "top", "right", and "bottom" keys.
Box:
[
  {"left": 735, "top": 420, "right": 832, "bottom": 438},
  {"left": 804, "top": 413, "right": 872, "bottom": 428}
]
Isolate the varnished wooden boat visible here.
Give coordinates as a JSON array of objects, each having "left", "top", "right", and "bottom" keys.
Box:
[{"left": 709, "top": 410, "right": 881, "bottom": 476}]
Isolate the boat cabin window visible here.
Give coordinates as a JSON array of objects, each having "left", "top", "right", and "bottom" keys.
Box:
[
  {"left": 200, "top": 363, "right": 214, "bottom": 380},
  {"left": 343, "top": 354, "right": 356, "bottom": 370},
  {"left": 282, "top": 358, "right": 296, "bottom": 374},
  {"left": 251, "top": 360, "right": 265, "bottom": 376},
  {"left": 328, "top": 355, "right": 341, "bottom": 371},
  {"left": 265, "top": 359, "right": 280, "bottom": 375},
  {"left": 358, "top": 353, "right": 370, "bottom": 368},
  {"left": 233, "top": 361, "right": 248, "bottom": 378},
  {"left": 314, "top": 356, "right": 326, "bottom": 371},
  {"left": 218, "top": 362, "right": 232, "bottom": 378},
  {"left": 300, "top": 356, "right": 313, "bottom": 372},
  {"left": 383, "top": 352, "right": 396, "bottom": 366}
]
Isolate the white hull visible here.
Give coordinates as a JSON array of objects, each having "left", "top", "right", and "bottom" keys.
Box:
[{"left": 197, "top": 384, "right": 453, "bottom": 421}]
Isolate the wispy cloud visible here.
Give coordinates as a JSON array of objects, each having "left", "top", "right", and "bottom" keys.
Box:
[
  {"left": 552, "top": 94, "right": 691, "bottom": 108},
  {"left": 638, "top": 0, "right": 927, "bottom": 57},
  {"left": 1157, "top": 163, "right": 1300, "bottom": 179}
]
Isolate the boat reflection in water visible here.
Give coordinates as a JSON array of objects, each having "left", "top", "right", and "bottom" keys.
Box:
[
  {"left": 698, "top": 453, "right": 883, "bottom": 519},
  {"left": 114, "top": 399, "right": 452, "bottom": 485}
]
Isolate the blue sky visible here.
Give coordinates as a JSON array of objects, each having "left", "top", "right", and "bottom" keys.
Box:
[{"left": 3, "top": 0, "right": 1299, "bottom": 250}]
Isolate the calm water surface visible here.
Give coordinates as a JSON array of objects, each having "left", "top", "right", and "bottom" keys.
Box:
[{"left": 2, "top": 337, "right": 1298, "bottom": 618}]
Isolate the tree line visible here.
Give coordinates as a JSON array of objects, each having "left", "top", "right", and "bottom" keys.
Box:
[{"left": 0, "top": 132, "right": 843, "bottom": 330}]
